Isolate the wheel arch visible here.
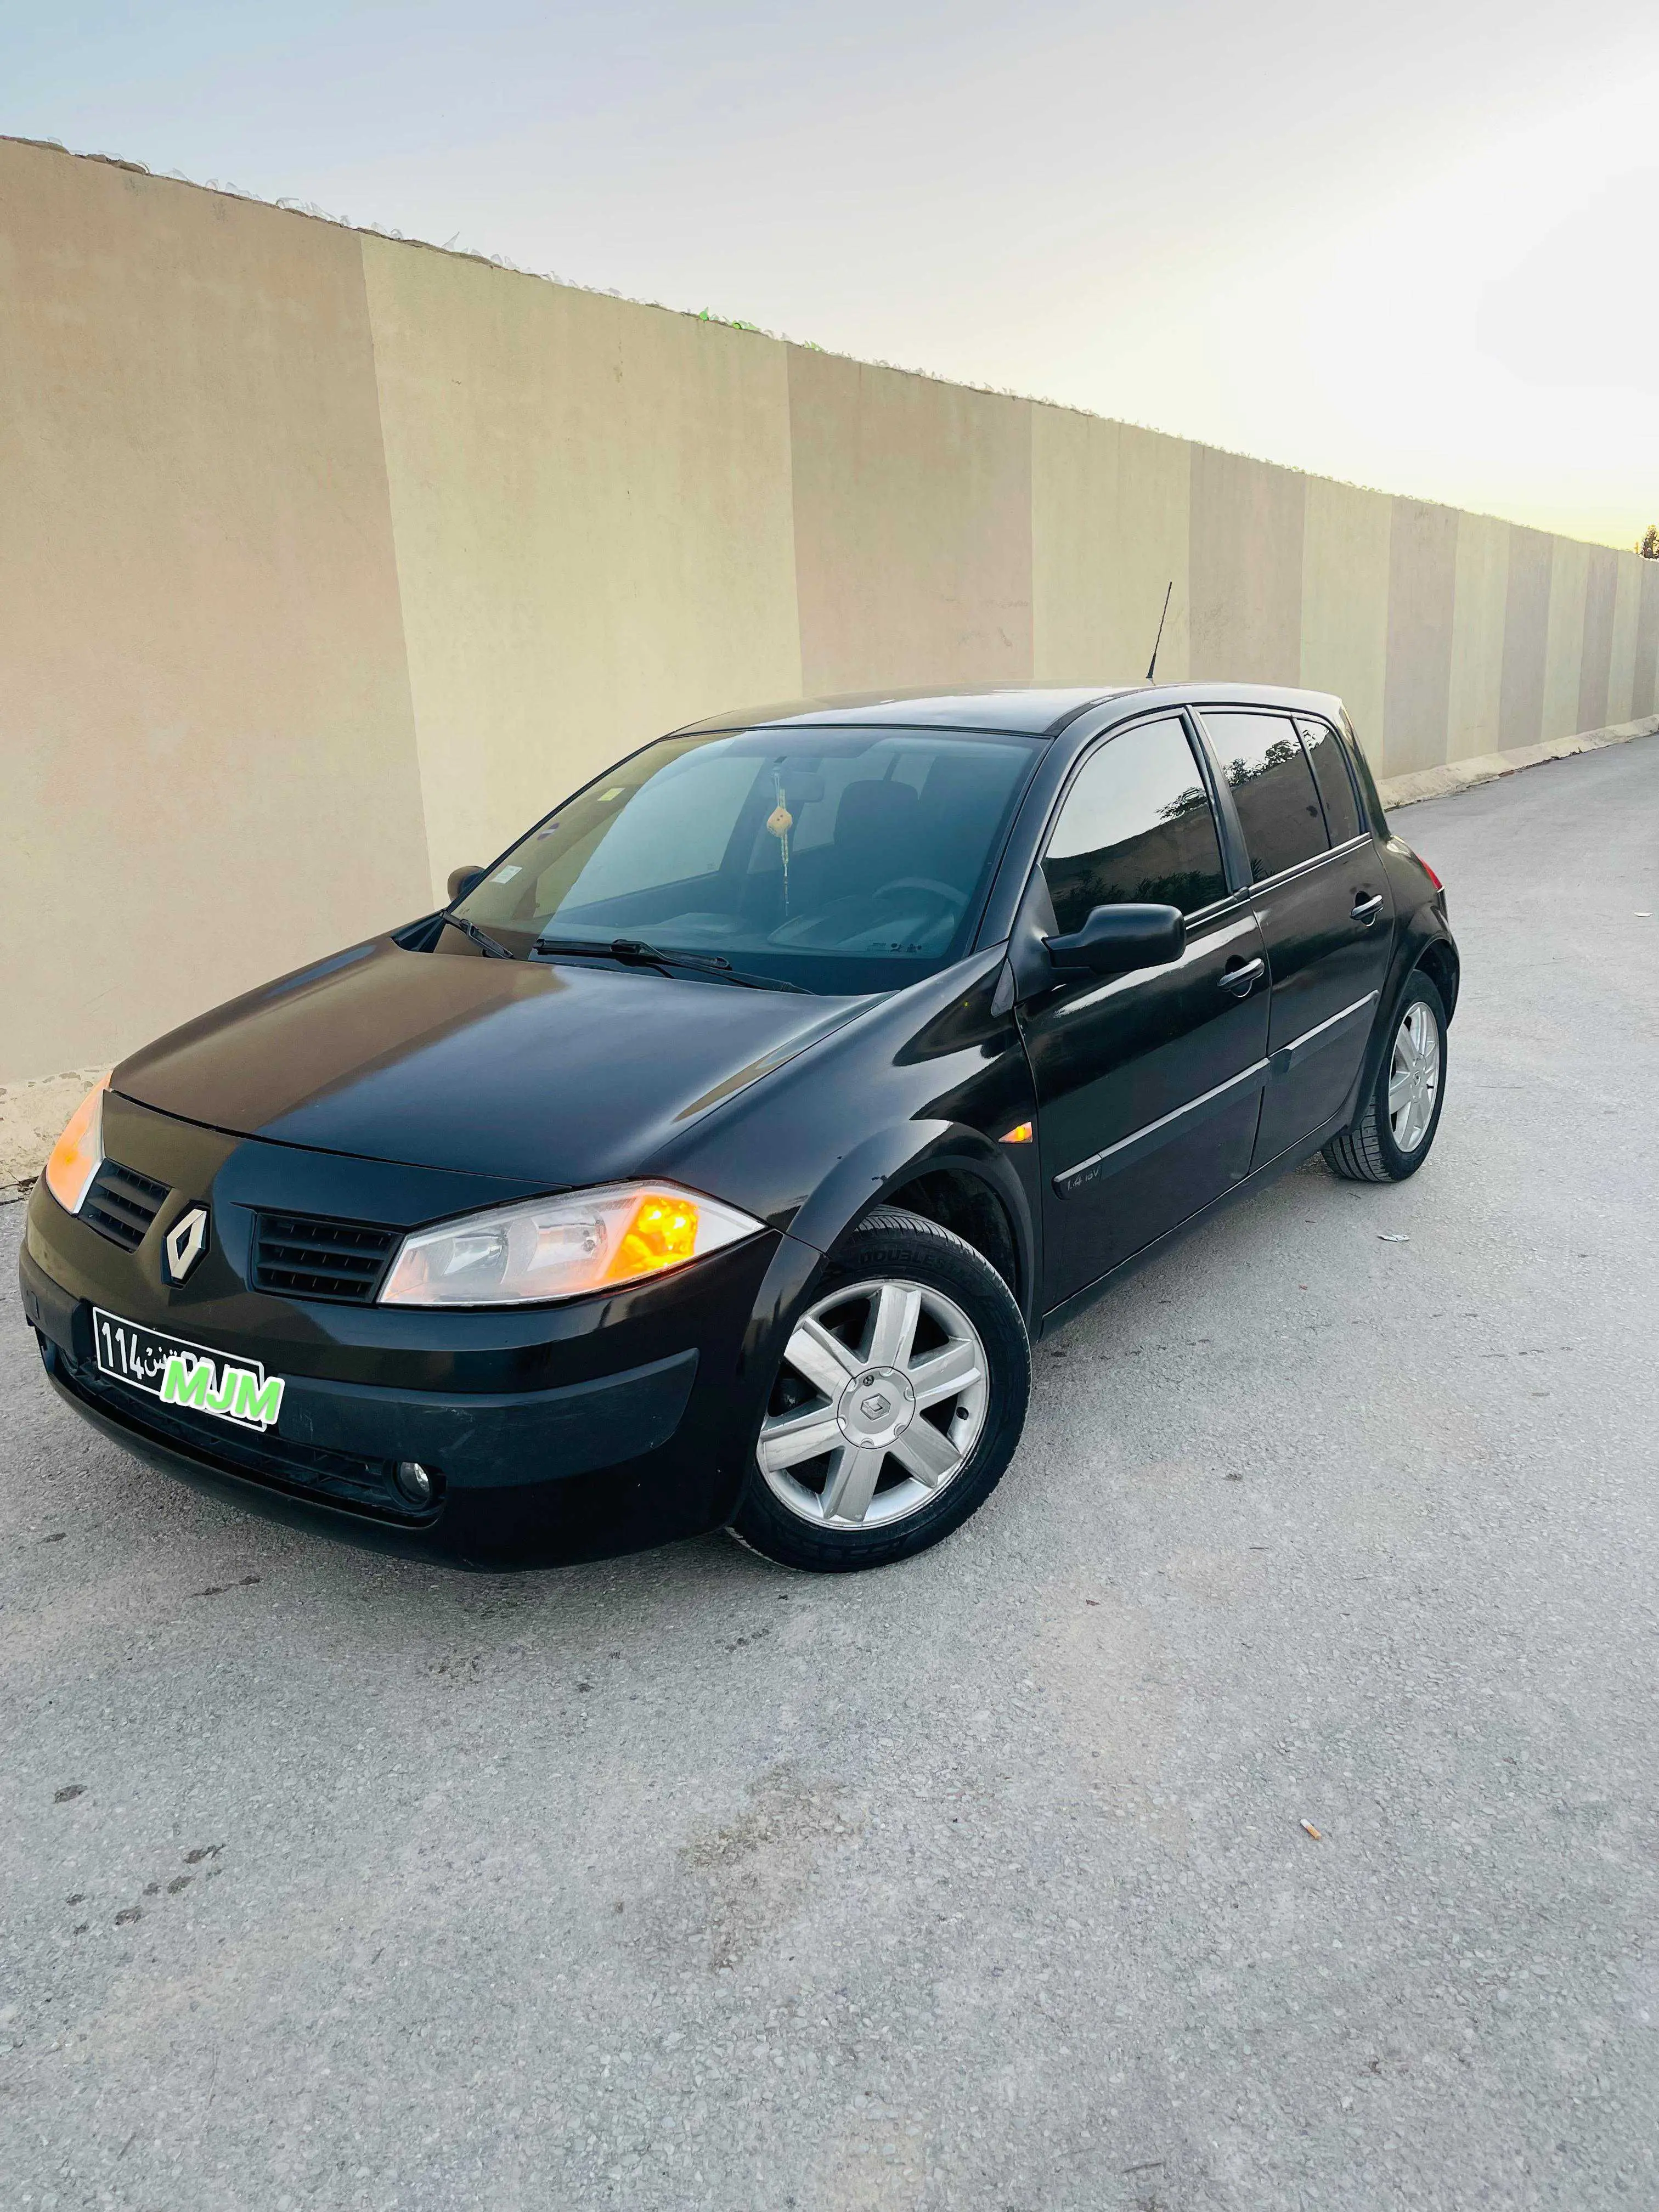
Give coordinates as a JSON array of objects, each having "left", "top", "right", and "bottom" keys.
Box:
[
  {"left": 1345, "top": 921, "right": 1458, "bottom": 1136},
  {"left": 872, "top": 1166, "right": 1022, "bottom": 1307},
  {"left": 1414, "top": 933, "right": 1460, "bottom": 1024},
  {"left": 786, "top": 1125, "right": 1037, "bottom": 1327}
]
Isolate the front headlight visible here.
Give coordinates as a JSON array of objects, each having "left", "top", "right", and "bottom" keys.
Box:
[
  {"left": 378, "top": 1182, "right": 764, "bottom": 1308},
  {"left": 44, "top": 1076, "right": 109, "bottom": 1216}
]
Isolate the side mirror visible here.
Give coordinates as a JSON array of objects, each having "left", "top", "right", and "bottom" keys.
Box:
[
  {"left": 1043, "top": 901, "right": 1185, "bottom": 978},
  {"left": 447, "top": 864, "right": 487, "bottom": 905}
]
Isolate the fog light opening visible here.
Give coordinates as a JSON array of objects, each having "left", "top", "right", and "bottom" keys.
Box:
[{"left": 394, "top": 1459, "right": 438, "bottom": 1508}]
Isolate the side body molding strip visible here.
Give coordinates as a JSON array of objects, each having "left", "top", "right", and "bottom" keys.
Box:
[
  {"left": 1268, "top": 991, "right": 1379, "bottom": 1077},
  {"left": 1051, "top": 991, "right": 1380, "bottom": 1198},
  {"left": 1053, "top": 1059, "right": 1269, "bottom": 1197}
]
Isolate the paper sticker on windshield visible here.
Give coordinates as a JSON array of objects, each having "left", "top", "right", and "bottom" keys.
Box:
[{"left": 491, "top": 864, "right": 522, "bottom": 883}]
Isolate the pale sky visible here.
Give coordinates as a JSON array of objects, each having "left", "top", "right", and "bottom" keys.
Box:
[{"left": 10, "top": 0, "right": 1659, "bottom": 548}]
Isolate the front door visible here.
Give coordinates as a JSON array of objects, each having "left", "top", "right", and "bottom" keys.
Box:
[
  {"left": 1019, "top": 713, "right": 1271, "bottom": 1310},
  {"left": 1198, "top": 709, "right": 1395, "bottom": 1167}
]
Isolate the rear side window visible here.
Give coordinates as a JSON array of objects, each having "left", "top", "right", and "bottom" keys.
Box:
[
  {"left": 1341, "top": 710, "right": 1386, "bottom": 823},
  {"left": 1298, "top": 718, "right": 1361, "bottom": 844},
  {"left": 1203, "top": 710, "right": 1327, "bottom": 882},
  {"left": 1042, "top": 715, "right": 1227, "bottom": 932}
]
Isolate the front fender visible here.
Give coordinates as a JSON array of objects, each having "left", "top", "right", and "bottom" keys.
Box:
[
  {"left": 786, "top": 1122, "right": 1040, "bottom": 1321},
  {"left": 707, "top": 1131, "right": 1036, "bottom": 1525}
]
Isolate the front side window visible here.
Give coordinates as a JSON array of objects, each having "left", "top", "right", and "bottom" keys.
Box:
[
  {"left": 1203, "top": 710, "right": 1328, "bottom": 882},
  {"left": 453, "top": 726, "right": 1041, "bottom": 996},
  {"left": 1041, "top": 715, "right": 1228, "bottom": 935},
  {"left": 1297, "top": 718, "right": 1362, "bottom": 844}
]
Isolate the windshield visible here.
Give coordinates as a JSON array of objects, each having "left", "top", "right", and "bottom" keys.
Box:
[{"left": 453, "top": 726, "right": 1041, "bottom": 995}]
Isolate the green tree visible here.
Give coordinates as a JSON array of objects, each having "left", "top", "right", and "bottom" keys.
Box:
[{"left": 1640, "top": 524, "right": 1659, "bottom": 558}]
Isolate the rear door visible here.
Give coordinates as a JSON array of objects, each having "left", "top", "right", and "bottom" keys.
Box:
[
  {"left": 1196, "top": 708, "right": 1393, "bottom": 1168},
  {"left": 1018, "top": 712, "right": 1271, "bottom": 1308}
]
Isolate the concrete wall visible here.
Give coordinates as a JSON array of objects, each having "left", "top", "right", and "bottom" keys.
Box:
[
  {"left": 360, "top": 236, "right": 804, "bottom": 894},
  {"left": 0, "top": 139, "right": 430, "bottom": 1084},
  {"left": 1299, "top": 478, "right": 1391, "bottom": 755},
  {"left": 1031, "top": 415, "right": 1192, "bottom": 687},
  {"left": 1381, "top": 499, "right": 1460, "bottom": 778},
  {"left": 3, "top": 135, "right": 1656, "bottom": 1087},
  {"left": 1446, "top": 514, "right": 1510, "bottom": 767}
]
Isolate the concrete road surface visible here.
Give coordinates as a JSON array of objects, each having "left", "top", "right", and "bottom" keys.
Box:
[{"left": 4, "top": 736, "right": 1657, "bottom": 2211}]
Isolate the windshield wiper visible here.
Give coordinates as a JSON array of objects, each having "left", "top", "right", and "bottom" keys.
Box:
[
  {"left": 531, "top": 935, "right": 807, "bottom": 994},
  {"left": 442, "top": 912, "right": 514, "bottom": 960}
]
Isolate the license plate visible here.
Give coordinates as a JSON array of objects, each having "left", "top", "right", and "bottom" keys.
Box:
[{"left": 92, "top": 1308, "right": 285, "bottom": 1432}]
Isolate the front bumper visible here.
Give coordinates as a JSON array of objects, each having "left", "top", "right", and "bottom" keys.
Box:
[{"left": 20, "top": 1094, "right": 822, "bottom": 1566}]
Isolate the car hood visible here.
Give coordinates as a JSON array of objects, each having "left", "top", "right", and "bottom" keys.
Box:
[{"left": 114, "top": 938, "right": 870, "bottom": 1187}]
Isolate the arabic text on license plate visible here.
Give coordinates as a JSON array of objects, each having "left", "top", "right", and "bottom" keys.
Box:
[{"left": 92, "top": 1308, "right": 285, "bottom": 1431}]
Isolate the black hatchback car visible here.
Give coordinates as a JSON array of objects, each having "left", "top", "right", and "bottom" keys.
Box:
[{"left": 22, "top": 684, "right": 1457, "bottom": 1571}]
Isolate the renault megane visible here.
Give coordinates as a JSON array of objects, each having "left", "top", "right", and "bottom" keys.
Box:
[{"left": 21, "top": 684, "right": 1456, "bottom": 1571}]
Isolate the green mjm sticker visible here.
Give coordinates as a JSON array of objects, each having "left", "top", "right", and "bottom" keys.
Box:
[{"left": 160, "top": 1353, "right": 284, "bottom": 1431}]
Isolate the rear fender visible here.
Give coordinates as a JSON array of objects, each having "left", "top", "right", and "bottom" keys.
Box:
[{"left": 1351, "top": 913, "right": 1458, "bottom": 1119}]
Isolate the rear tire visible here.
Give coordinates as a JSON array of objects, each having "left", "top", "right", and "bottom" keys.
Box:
[
  {"left": 1324, "top": 972, "right": 1448, "bottom": 1183},
  {"left": 731, "top": 1208, "right": 1030, "bottom": 1571}
]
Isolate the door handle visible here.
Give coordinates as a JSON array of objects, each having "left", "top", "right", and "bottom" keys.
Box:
[
  {"left": 1352, "top": 891, "right": 1384, "bottom": 924},
  {"left": 1218, "top": 956, "right": 1264, "bottom": 997}
]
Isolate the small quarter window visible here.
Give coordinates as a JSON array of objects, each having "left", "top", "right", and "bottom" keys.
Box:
[
  {"left": 1203, "top": 711, "right": 1328, "bottom": 882},
  {"left": 1298, "top": 718, "right": 1361, "bottom": 844},
  {"left": 1041, "top": 715, "right": 1227, "bottom": 933}
]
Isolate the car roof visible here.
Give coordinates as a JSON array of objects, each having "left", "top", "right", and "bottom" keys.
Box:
[
  {"left": 672, "top": 682, "right": 1346, "bottom": 740},
  {"left": 671, "top": 687, "right": 1136, "bottom": 737}
]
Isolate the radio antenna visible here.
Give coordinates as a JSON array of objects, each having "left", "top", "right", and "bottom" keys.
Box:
[{"left": 1146, "top": 580, "right": 1173, "bottom": 681}]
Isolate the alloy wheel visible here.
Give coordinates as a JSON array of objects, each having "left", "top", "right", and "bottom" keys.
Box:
[
  {"left": 757, "top": 1276, "right": 990, "bottom": 1529},
  {"left": 1388, "top": 1000, "right": 1441, "bottom": 1153}
]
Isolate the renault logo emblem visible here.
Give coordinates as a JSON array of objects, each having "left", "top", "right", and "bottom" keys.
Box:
[{"left": 163, "top": 1206, "right": 210, "bottom": 1285}]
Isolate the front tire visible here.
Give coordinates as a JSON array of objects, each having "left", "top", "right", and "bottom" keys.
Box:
[
  {"left": 1324, "top": 972, "right": 1448, "bottom": 1183},
  {"left": 731, "top": 1208, "right": 1031, "bottom": 1571}
]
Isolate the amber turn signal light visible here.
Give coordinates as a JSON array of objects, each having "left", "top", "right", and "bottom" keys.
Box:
[
  {"left": 44, "top": 1075, "right": 109, "bottom": 1215},
  {"left": 603, "top": 1191, "right": 701, "bottom": 1281},
  {"left": 1000, "top": 1121, "right": 1034, "bottom": 1145}
]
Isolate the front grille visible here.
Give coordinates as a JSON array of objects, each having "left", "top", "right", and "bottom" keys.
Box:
[
  {"left": 252, "top": 1212, "right": 398, "bottom": 1304},
  {"left": 55, "top": 1350, "right": 439, "bottom": 1524},
  {"left": 82, "top": 1160, "right": 171, "bottom": 1250}
]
